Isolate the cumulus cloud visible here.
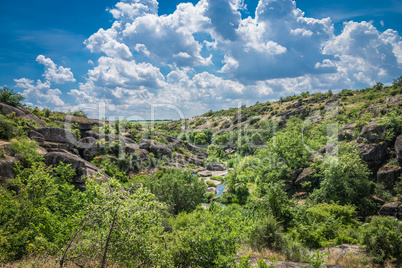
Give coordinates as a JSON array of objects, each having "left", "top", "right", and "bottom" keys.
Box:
[
  {"left": 17, "top": 0, "right": 402, "bottom": 118},
  {"left": 36, "top": 55, "right": 75, "bottom": 84},
  {"left": 14, "top": 78, "right": 65, "bottom": 108}
]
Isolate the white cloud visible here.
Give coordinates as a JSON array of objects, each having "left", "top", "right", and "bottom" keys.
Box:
[
  {"left": 14, "top": 78, "right": 65, "bottom": 108},
  {"left": 36, "top": 55, "right": 75, "bottom": 84},
  {"left": 18, "top": 0, "right": 402, "bottom": 118}
]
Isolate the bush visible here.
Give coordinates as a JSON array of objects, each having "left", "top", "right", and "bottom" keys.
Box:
[
  {"left": 138, "top": 168, "right": 207, "bottom": 214},
  {"left": 0, "top": 115, "right": 18, "bottom": 140},
  {"left": 248, "top": 215, "right": 284, "bottom": 251},
  {"left": 361, "top": 216, "right": 402, "bottom": 263},
  {"left": 310, "top": 143, "right": 372, "bottom": 213},
  {"left": 0, "top": 87, "right": 24, "bottom": 106}
]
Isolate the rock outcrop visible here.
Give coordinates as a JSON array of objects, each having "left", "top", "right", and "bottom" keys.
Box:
[
  {"left": 44, "top": 151, "right": 107, "bottom": 188},
  {"left": 378, "top": 202, "right": 401, "bottom": 219},
  {"left": 396, "top": 134, "right": 402, "bottom": 165},
  {"left": 37, "top": 127, "right": 77, "bottom": 146},
  {"left": 377, "top": 165, "right": 402, "bottom": 191},
  {"left": 357, "top": 142, "right": 388, "bottom": 174},
  {"left": 206, "top": 162, "right": 225, "bottom": 171},
  {"left": 294, "top": 167, "right": 313, "bottom": 186},
  {"left": 0, "top": 102, "right": 45, "bottom": 127},
  {"left": 338, "top": 122, "right": 356, "bottom": 141},
  {"left": 0, "top": 156, "right": 17, "bottom": 183},
  {"left": 139, "top": 139, "right": 172, "bottom": 158},
  {"left": 63, "top": 115, "right": 103, "bottom": 131},
  {"left": 357, "top": 120, "right": 387, "bottom": 144}
]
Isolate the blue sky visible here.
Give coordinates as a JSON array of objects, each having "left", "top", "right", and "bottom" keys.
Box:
[{"left": 1, "top": 0, "right": 402, "bottom": 119}]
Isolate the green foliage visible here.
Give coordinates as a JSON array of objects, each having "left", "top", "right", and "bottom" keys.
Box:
[
  {"left": 60, "top": 179, "right": 166, "bottom": 267},
  {"left": 361, "top": 216, "right": 402, "bottom": 264},
  {"left": 0, "top": 114, "right": 18, "bottom": 140},
  {"left": 136, "top": 168, "right": 207, "bottom": 214},
  {"left": 10, "top": 138, "right": 43, "bottom": 169},
  {"left": 92, "top": 157, "right": 128, "bottom": 183},
  {"left": 289, "top": 203, "right": 359, "bottom": 248},
  {"left": 0, "top": 87, "right": 24, "bottom": 106},
  {"left": 170, "top": 206, "right": 247, "bottom": 267},
  {"left": 377, "top": 110, "right": 402, "bottom": 141},
  {"left": 66, "top": 109, "right": 87, "bottom": 118},
  {"left": 248, "top": 215, "right": 284, "bottom": 251},
  {"left": 0, "top": 163, "right": 83, "bottom": 262},
  {"left": 305, "top": 251, "right": 328, "bottom": 268},
  {"left": 310, "top": 143, "right": 373, "bottom": 212}
]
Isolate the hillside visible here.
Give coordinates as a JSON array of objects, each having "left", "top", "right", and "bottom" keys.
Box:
[{"left": 0, "top": 79, "right": 402, "bottom": 267}]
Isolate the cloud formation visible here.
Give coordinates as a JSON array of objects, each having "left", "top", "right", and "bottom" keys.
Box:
[
  {"left": 36, "top": 55, "right": 76, "bottom": 84},
  {"left": 14, "top": 0, "right": 402, "bottom": 118}
]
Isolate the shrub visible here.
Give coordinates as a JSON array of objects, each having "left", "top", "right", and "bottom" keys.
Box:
[
  {"left": 0, "top": 115, "right": 18, "bottom": 140},
  {"left": 139, "top": 168, "right": 207, "bottom": 214},
  {"left": 248, "top": 215, "right": 284, "bottom": 251},
  {"left": 361, "top": 216, "right": 402, "bottom": 263},
  {"left": 310, "top": 143, "right": 372, "bottom": 212},
  {"left": 0, "top": 87, "right": 24, "bottom": 106}
]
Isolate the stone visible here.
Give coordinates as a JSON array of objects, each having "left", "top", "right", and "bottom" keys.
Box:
[
  {"left": 294, "top": 167, "right": 313, "bottom": 186},
  {"left": 44, "top": 151, "right": 107, "bottom": 187},
  {"left": 28, "top": 130, "right": 45, "bottom": 142},
  {"left": 206, "top": 162, "right": 225, "bottom": 171},
  {"left": 309, "top": 143, "right": 338, "bottom": 162},
  {"left": 0, "top": 102, "right": 45, "bottom": 127},
  {"left": 396, "top": 134, "right": 402, "bottom": 164},
  {"left": 377, "top": 165, "right": 402, "bottom": 191},
  {"left": 207, "top": 187, "right": 217, "bottom": 194},
  {"left": 378, "top": 203, "right": 400, "bottom": 219},
  {"left": 63, "top": 115, "right": 103, "bottom": 131},
  {"left": 289, "top": 168, "right": 303, "bottom": 181},
  {"left": 139, "top": 139, "right": 172, "bottom": 158},
  {"left": 37, "top": 127, "right": 77, "bottom": 146},
  {"left": 198, "top": 170, "right": 212, "bottom": 177},
  {"left": 357, "top": 142, "right": 388, "bottom": 164},
  {"left": 338, "top": 122, "right": 356, "bottom": 141},
  {"left": 0, "top": 156, "right": 17, "bottom": 183},
  {"left": 357, "top": 120, "right": 387, "bottom": 143},
  {"left": 224, "top": 148, "right": 236, "bottom": 154},
  {"left": 77, "top": 137, "right": 98, "bottom": 160}
]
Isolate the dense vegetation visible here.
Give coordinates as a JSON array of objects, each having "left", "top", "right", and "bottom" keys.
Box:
[{"left": 0, "top": 78, "right": 402, "bottom": 267}]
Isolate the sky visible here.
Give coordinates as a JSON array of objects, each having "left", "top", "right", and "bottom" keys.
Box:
[{"left": 1, "top": 0, "right": 402, "bottom": 120}]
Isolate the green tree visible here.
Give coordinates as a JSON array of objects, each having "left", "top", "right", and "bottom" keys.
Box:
[
  {"left": 310, "top": 143, "right": 372, "bottom": 212},
  {"left": 138, "top": 168, "right": 207, "bottom": 214},
  {"left": 171, "top": 207, "right": 247, "bottom": 267},
  {"left": 59, "top": 178, "right": 167, "bottom": 267},
  {"left": 0, "top": 87, "right": 24, "bottom": 106},
  {"left": 361, "top": 216, "right": 402, "bottom": 264}
]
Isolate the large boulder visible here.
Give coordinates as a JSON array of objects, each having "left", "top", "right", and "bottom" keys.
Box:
[
  {"left": 63, "top": 115, "right": 103, "bottom": 131},
  {"left": 377, "top": 165, "right": 402, "bottom": 191},
  {"left": 37, "top": 127, "right": 77, "bottom": 146},
  {"left": 294, "top": 167, "right": 313, "bottom": 186},
  {"left": 378, "top": 203, "right": 401, "bottom": 219},
  {"left": 0, "top": 156, "right": 17, "bottom": 183},
  {"left": 357, "top": 142, "right": 388, "bottom": 174},
  {"left": 139, "top": 139, "right": 172, "bottom": 158},
  {"left": 309, "top": 143, "right": 338, "bottom": 162},
  {"left": 206, "top": 162, "right": 225, "bottom": 171},
  {"left": 338, "top": 122, "right": 356, "bottom": 141},
  {"left": 28, "top": 130, "right": 45, "bottom": 142},
  {"left": 357, "top": 120, "right": 387, "bottom": 144},
  {"left": 76, "top": 137, "right": 98, "bottom": 160},
  {"left": 396, "top": 134, "right": 402, "bottom": 165},
  {"left": 0, "top": 102, "right": 45, "bottom": 127},
  {"left": 198, "top": 170, "right": 212, "bottom": 177},
  {"left": 158, "top": 132, "right": 208, "bottom": 158},
  {"left": 44, "top": 151, "right": 106, "bottom": 187}
]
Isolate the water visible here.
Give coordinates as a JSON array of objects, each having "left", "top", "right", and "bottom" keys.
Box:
[{"left": 216, "top": 181, "right": 226, "bottom": 197}]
